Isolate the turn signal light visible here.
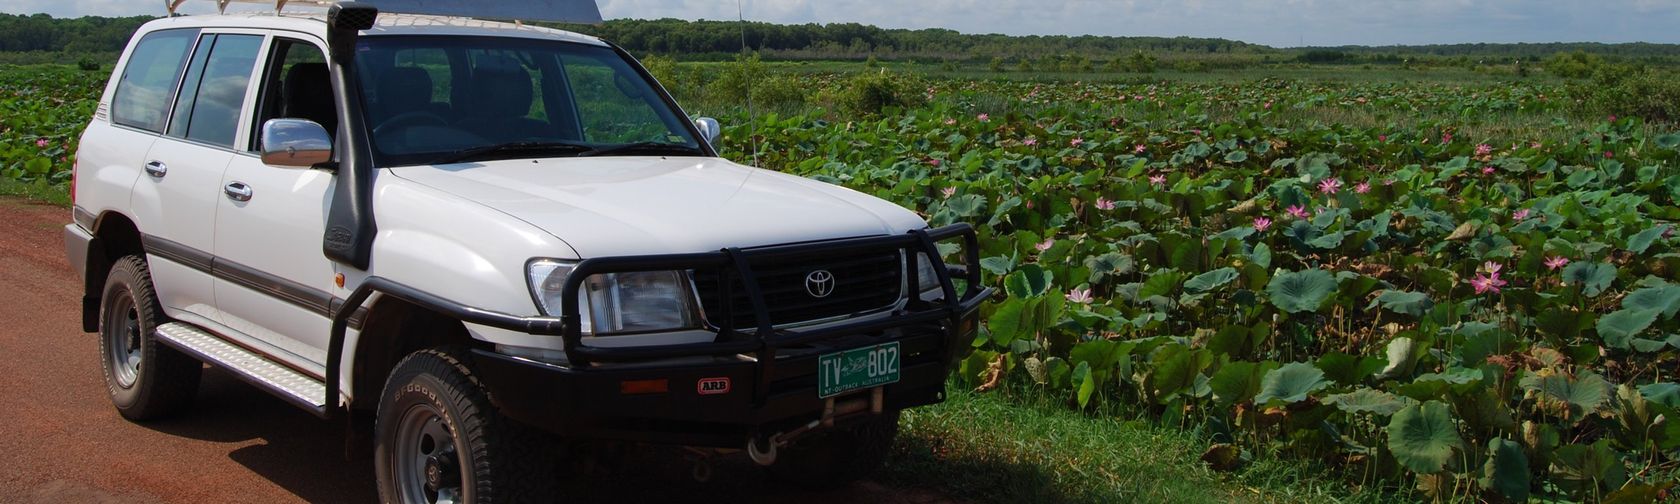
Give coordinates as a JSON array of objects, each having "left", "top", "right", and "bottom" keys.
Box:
[{"left": 620, "top": 378, "right": 668, "bottom": 395}]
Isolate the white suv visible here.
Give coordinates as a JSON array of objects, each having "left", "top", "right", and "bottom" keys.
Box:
[{"left": 63, "top": 2, "right": 989, "bottom": 502}]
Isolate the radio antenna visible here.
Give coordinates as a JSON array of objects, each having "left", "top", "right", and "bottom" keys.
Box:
[{"left": 738, "top": 0, "right": 759, "bottom": 167}]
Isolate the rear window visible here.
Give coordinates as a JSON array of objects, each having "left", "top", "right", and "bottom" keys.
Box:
[
  {"left": 166, "top": 34, "right": 263, "bottom": 148},
  {"left": 111, "top": 29, "right": 198, "bottom": 132}
]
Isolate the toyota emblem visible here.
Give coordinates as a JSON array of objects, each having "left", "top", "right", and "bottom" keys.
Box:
[{"left": 805, "top": 270, "right": 836, "bottom": 298}]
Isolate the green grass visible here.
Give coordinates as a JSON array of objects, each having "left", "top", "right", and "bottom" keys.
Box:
[
  {"left": 0, "top": 178, "right": 69, "bottom": 206},
  {"left": 883, "top": 385, "right": 1407, "bottom": 503}
]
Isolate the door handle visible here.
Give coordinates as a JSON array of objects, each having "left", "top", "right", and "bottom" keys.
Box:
[
  {"left": 144, "top": 161, "right": 167, "bottom": 178},
  {"left": 224, "top": 182, "right": 253, "bottom": 202}
]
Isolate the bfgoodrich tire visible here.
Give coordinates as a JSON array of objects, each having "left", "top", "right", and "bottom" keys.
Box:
[
  {"left": 98, "top": 255, "right": 201, "bottom": 421},
  {"left": 767, "top": 411, "right": 900, "bottom": 489},
  {"left": 374, "top": 348, "right": 557, "bottom": 504}
]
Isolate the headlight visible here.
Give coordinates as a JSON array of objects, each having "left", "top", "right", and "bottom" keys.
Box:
[
  {"left": 914, "top": 252, "right": 942, "bottom": 294},
  {"left": 526, "top": 259, "right": 700, "bottom": 335}
]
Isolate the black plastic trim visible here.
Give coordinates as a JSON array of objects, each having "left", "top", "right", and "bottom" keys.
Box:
[
  {"left": 141, "top": 234, "right": 214, "bottom": 273},
  {"left": 322, "top": 3, "right": 378, "bottom": 270},
  {"left": 139, "top": 233, "right": 366, "bottom": 328}
]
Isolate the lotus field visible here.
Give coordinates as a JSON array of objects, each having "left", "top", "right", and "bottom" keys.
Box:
[
  {"left": 703, "top": 76, "right": 1680, "bottom": 500},
  {"left": 5, "top": 63, "right": 1680, "bottom": 500}
]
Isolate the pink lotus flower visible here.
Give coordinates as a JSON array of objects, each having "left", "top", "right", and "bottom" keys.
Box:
[
  {"left": 1148, "top": 174, "right": 1166, "bottom": 187},
  {"left": 1070, "top": 137, "right": 1084, "bottom": 148},
  {"left": 1531, "top": 142, "right": 1543, "bottom": 149},
  {"left": 1470, "top": 272, "right": 1507, "bottom": 295},
  {"left": 1511, "top": 209, "right": 1530, "bottom": 221},
  {"left": 976, "top": 113, "right": 990, "bottom": 122},
  {"left": 1354, "top": 182, "right": 1371, "bottom": 194},
  {"left": 1286, "top": 205, "right": 1310, "bottom": 219},
  {"left": 1604, "top": 151, "right": 1614, "bottom": 159},
  {"left": 1544, "top": 256, "right": 1570, "bottom": 270},
  {"left": 1475, "top": 143, "right": 1493, "bottom": 156},
  {"left": 944, "top": 118, "right": 957, "bottom": 126},
  {"left": 1442, "top": 133, "right": 1454, "bottom": 144},
  {"left": 1609, "top": 114, "right": 1618, "bottom": 122},
  {"left": 929, "top": 158, "right": 942, "bottom": 167},
  {"left": 35, "top": 138, "right": 49, "bottom": 148},
  {"left": 1482, "top": 166, "right": 1496, "bottom": 175},
  {"left": 1065, "top": 288, "right": 1093, "bottom": 304},
  {"left": 1264, "top": 101, "right": 1273, "bottom": 109},
  {"left": 1134, "top": 144, "right": 1147, "bottom": 154},
  {"left": 1378, "top": 135, "right": 1387, "bottom": 143},
  {"left": 1035, "top": 238, "right": 1055, "bottom": 252},
  {"left": 941, "top": 187, "right": 956, "bottom": 199},
  {"left": 1481, "top": 261, "right": 1503, "bottom": 275},
  {"left": 1318, "top": 178, "right": 1342, "bottom": 195},
  {"left": 1384, "top": 178, "right": 1397, "bottom": 186},
  {"left": 1095, "top": 197, "right": 1116, "bottom": 210},
  {"left": 1024, "top": 137, "right": 1038, "bottom": 147},
  {"left": 1253, "top": 217, "right": 1272, "bottom": 232}
]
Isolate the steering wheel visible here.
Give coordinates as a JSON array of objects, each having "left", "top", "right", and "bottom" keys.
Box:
[{"left": 372, "top": 111, "right": 448, "bottom": 139}]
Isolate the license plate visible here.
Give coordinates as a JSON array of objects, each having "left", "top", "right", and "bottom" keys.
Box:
[{"left": 817, "top": 342, "right": 900, "bottom": 398}]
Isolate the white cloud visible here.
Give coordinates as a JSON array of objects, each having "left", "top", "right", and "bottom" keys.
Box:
[{"left": 5, "top": 0, "right": 1677, "bottom": 46}]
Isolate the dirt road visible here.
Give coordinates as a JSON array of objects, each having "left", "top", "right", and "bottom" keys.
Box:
[{"left": 0, "top": 197, "right": 950, "bottom": 504}]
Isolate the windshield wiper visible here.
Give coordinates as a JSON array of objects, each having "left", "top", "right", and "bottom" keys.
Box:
[
  {"left": 432, "top": 141, "right": 594, "bottom": 165},
  {"left": 575, "top": 141, "right": 705, "bottom": 158}
]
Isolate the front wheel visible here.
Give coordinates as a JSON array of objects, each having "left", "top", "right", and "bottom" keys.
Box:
[
  {"left": 374, "top": 348, "right": 556, "bottom": 504},
  {"left": 767, "top": 411, "right": 900, "bottom": 489}
]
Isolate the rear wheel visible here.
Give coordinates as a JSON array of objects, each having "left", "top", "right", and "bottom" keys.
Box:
[
  {"left": 767, "top": 411, "right": 900, "bottom": 489},
  {"left": 374, "top": 348, "right": 557, "bottom": 504},
  {"left": 98, "top": 255, "right": 201, "bottom": 420}
]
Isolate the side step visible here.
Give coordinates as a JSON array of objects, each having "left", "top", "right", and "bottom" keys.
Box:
[{"left": 154, "top": 322, "right": 330, "bottom": 417}]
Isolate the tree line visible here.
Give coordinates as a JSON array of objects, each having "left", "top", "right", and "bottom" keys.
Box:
[{"left": 3, "top": 13, "right": 1679, "bottom": 64}]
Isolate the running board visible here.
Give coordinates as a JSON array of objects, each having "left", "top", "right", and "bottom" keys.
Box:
[{"left": 154, "top": 322, "right": 331, "bottom": 417}]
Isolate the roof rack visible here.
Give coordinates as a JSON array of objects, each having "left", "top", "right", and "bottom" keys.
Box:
[{"left": 165, "top": 0, "right": 603, "bottom": 24}]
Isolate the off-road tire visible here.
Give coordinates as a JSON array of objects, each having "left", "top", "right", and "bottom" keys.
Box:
[
  {"left": 767, "top": 410, "right": 900, "bottom": 489},
  {"left": 374, "top": 348, "right": 557, "bottom": 504},
  {"left": 98, "top": 255, "right": 202, "bottom": 420}
]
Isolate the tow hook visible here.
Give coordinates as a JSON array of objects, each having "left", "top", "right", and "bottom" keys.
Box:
[
  {"left": 747, "top": 387, "right": 888, "bottom": 466},
  {"left": 746, "top": 419, "right": 821, "bottom": 466},
  {"left": 746, "top": 432, "right": 778, "bottom": 466},
  {"left": 682, "top": 447, "right": 716, "bottom": 483}
]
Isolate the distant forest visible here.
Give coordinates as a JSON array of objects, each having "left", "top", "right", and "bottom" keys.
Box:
[{"left": 4, "top": 13, "right": 1680, "bottom": 65}]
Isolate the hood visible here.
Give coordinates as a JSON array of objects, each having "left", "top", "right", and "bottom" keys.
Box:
[{"left": 387, "top": 156, "right": 927, "bottom": 258}]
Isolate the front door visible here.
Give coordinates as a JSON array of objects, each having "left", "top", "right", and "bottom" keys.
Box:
[{"left": 212, "top": 36, "right": 340, "bottom": 369}]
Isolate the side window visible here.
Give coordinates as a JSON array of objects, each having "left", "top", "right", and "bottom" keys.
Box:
[
  {"left": 252, "top": 38, "right": 335, "bottom": 150},
  {"left": 111, "top": 29, "right": 197, "bottom": 132},
  {"left": 560, "top": 55, "right": 665, "bottom": 144},
  {"left": 167, "top": 33, "right": 263, "bottom": 148}
]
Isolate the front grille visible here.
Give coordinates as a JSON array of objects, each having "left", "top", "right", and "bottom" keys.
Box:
[{"left": 692, "top": 251, "right": 904, "bottom": 329}]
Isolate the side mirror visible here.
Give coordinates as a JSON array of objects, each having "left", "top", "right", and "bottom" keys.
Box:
[
  {"left": 260, "top": 118, "right": 333, "bottom": 168},
  {"left": 694, "top": 117, "right": 721, "bottom": 147}
]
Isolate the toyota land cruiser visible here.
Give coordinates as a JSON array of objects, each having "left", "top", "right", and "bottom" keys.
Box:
[{"left": 62, "top": 1, "right": 990, "bottom": 502}]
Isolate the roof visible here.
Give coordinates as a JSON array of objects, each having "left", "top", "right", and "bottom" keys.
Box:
[{"left": 137, "top": 11, "right": 606, "bottom": 46}]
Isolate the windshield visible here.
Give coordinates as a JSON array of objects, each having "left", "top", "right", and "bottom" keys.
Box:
[{"left": 354, "top": 36, "right": 702, "bottom": 166}]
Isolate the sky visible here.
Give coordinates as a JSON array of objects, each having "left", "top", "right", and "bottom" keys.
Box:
[{"left": 4, "top": 0, "right": 1679, "bottom": 47}]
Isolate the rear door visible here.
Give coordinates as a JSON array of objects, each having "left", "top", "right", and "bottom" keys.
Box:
[
  {"left": 212, "top": 35, "right": 340, "bottom": 368},
  {"left": 78, "top": 28, "right": 196, "bottom": 234},
  {"left": 128, "top": 30, "right": 264, "bottom": 323}
]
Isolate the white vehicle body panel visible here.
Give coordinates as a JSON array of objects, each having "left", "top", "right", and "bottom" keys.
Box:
[{"left": 387, "top": 157, "right": 927, "bottom": 258}]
